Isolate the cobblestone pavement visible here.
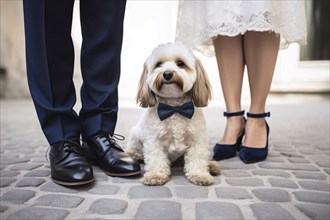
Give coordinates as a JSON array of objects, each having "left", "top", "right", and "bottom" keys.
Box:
[{"left": 1, "top": 95, "right": 329, "bottom": 220}]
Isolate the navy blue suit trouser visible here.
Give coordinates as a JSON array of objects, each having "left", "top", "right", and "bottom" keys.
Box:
[{"left": 23, "top": 0, "right": 127, "bottom": 144}]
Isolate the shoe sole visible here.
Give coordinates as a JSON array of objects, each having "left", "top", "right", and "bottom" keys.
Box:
[
  {"left": 239, "top": 156, "right": 267, "bottom": 164},
  {"left": 51, "top": 177, "right": 95, "bottom": 186},
  {"left": 88, "top": 160, "right": 141, "bottom": 177},
  {"left": 104, "top": 170, "right": 141, "bottom": 177}
]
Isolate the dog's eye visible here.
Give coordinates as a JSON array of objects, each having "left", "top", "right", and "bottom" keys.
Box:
[
  {"left": 155, "top": 62, "right": 162, "bottom": 68},
  {"left": 177, "top": 60, "right": 185, "bottom": 68}
]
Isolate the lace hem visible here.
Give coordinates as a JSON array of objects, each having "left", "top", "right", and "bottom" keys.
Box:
[
  {"left": 207, "top": 10, "right": 277, "bottom": 37},
  {"left": 176, "top": 1, "right": 307, "bottom": 57}
]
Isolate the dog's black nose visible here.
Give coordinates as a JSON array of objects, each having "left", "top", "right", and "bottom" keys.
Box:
[{"left": 163, "top": 71, "right": 173, "bottom": 81}]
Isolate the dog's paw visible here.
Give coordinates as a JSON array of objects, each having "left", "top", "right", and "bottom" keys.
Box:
[
  {"left": 127, "top": 149, "right": 144, "bottom": 162},
  {"left": 186, "top": 173, "right": 214, "bottom": 186},
  {"left": 143, "top": 172, "right": 169, "bottom": 186},
  {"left": 208, "top": 160, "right": 221, "bottom": 176}
]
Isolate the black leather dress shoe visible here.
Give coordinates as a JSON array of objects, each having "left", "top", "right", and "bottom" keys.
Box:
[
  {"left": 49, "top": 139, "right": 94, "bottom": 186},
  {"left": 82, "top": 133, "right": 141, "bottom": 177}
]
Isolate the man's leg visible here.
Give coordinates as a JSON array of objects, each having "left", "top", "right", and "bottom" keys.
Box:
[
  {"left": 79, "top": 0, "right": 126, "bottom": 138},
  {"left": 23, "top": 0, "right": 81, "bottom": 144},
  {"left": 79, "top": 0, "right": 140, "bottom": 176},
  {"left": 23, "top": 0, "right": 94, "bottom": 185}
]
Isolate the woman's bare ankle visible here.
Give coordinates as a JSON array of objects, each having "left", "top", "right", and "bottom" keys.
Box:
[{"left": 219, "top": 116, "right": 245, "bottom": 144}]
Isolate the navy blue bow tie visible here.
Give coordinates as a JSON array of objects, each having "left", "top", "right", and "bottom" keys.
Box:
[{"left": 157, "top": 101, "right": 195, "bottom": 121}]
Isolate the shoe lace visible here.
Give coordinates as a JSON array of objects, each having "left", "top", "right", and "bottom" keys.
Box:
[
  {"left": 113, "top": 133, "right": 125, "bottom": 141},
  {"left": 45, "top": 139, "right": 82, "bottom": 161},
  {"left": 101, "top": 133, "right": 125, "bottom": 152}
]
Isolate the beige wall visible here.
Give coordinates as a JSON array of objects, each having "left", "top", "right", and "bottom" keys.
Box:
[{"left": 0, "top": 0, "right": 29, "bottom": 98}]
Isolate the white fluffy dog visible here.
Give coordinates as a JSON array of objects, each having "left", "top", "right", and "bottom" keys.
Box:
[{"left": 126, "top": 43, "right": 220, "bottom": 186}]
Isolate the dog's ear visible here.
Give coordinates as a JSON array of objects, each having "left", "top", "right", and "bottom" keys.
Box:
[
  {"left": 192, "top": 58, "right": 212, "bottom": 107},
  {"left": 136, "top": 63, "right": 156, "bottom": 107}
]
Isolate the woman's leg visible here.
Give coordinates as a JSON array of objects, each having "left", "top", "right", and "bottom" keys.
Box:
[
  {"left": 213, "top": 35, "right": 245, "bottom": 144},
  {"left": 243, "top": 31, "right": 280, "bottom": 148}
]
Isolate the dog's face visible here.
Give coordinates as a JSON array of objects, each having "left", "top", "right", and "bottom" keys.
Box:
[
  {"left": 137, "top": 43, "right": 211, "bottom": 107},
  {"left": 145, "top": 43, "right": 197, "bottom": 98}
]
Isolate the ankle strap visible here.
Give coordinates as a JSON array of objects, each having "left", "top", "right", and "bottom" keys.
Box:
[
  {"left": 224, "top": 110, "right": 245, "bottom": 117},
  {"left": 247, "top": 112, "right": 270, "bottom": 118}
]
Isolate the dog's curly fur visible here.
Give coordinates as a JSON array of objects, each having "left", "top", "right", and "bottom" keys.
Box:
[{"left": 126, "top": 43, "right": 220, "bottom": 186}]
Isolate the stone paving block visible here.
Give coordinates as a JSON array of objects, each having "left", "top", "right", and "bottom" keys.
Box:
[
  {"left": 16, "top": 177, "right": 46, "bottom": 187},
  {"left": 272, "top": 143, "right": 294, "bottom": 149},
  {"left": 250, "top": 203, "right": 295, "bottom": 220},
  {"left": 292, "top": 171, "right": 327, "bottom": 180},
  {"left": 93, "top": 173, "right": 109, "bottom": 182},
  {"left": 0, "top": 178, "right": 16, "bottom": 187},
  {"left": 316, "top": 160, "right": 330, "bottom": 168},
  {"left": 111, "top": 176, "right": 142, "bottom": 184},
  {"left": 87, "top": 184, "right": 120, "bottom": 195},
  {"left": 7, "top": 207, "right": 69, "bottom": 220},
  {"left": 293, "top": 191, "right": 330, "bottom": 204},
  {"left": 24, "top": 169, "right": 51, "bottom": 177},
  {"left": 33, "top": 194, "right": 84, "bottom": 208},
  {"left": 174, "top": 186, "right": 209, "bottom": 199},
  {"left": 32, "top": 158, "right": 48, "bottom": 164},
  {"left": 315, "top": 142, "right": 330, "bottom": 150},
  {"left": 0, "top": 157, "right": 30, "bottom": 165},
  {"left": 226, "top": 178, "right": 264, "bottom": 187},
  {"left": 278, "top": 148, "right": 302, "bottom": 154},
  {"left": 91, "top": 166, "right": 106, "bottom": 174},
  {"left": 287, "top": 158, "right": 310, "bottom": 163},
  {"left": 127, "top": 185, "right": 172, "bottom": 199},
  {"left": 1, "top": 189, "right": 35, "bottom": 204},
  {"left": 291, "top": 142, "right": 312, "bottom": 147},
  {"left": 298, "top": 148, "right": 319, "bottom": 155},
  {"left": 307, "top": 156, "right": 330, "bottom": 168},
  {"left": 219, "top": 162, "right": 256, "bottom": 170},
  {"left": 279, "top": 152, "right": 304, "bottom": 158},
  {"left": 298, "top": 180, "right": 330, "bottom": 192},
  {"left": 272, "top": 148, "right": 295, "bottom": 153},
  {"left": 196, "top": 202, "right": 243, "bottom": 220},
  {"left": 267, "top": 151, "right": 281, "bottom": 157},
  {"left": 267, "top": 177, "right": 299, "bottom": 189},
  {"left": 252, "top": 169, "right": 291, "bottom": 178},
  {"left": 215, "top": 187, "right": 252, "bottom": 200},
  {"left": 40, "top": 182, "right": 91, "bottom": 193},
  {"left": 172, "top": 175, "right": 221, "bottom": 185},
  {"left": 258, "top": 162, "right": 319, "bottom": 171},
  {"left": 89, "top": 198, "right": 128, "bottom": 215},
  {"left": 252, "top": 188, "right": 291, "bottom": 202},
  {"left": 10, "top": 163, "right": 43, "bottom": 171},
  {"left": 0, "top": 170, "right": 20, "bottom": 177},
  {"left": 135, "top": 200, "right": 181, "bottom": 220},
  {"left": 264, "top": 157, "right": 285, "bottom": 163},
  {"left": 221, "top": 170, "right": 251, "bottom": 177},
  {"left": 172, "top": 175, "right": 196, "bottom": 185},
  {"left": 296, "top": 204, "right": 330, "bottom": 220}
]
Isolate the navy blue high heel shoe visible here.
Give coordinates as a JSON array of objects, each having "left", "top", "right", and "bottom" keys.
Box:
[
  {"left": 213, "top": 110, "right": 245, "bottom": 161},
  {"left": 239, "top": 112, "right": 270, "bottom": 164}
]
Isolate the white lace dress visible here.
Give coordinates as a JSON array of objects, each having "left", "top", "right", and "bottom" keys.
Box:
[{"left": 176, "top": 0, "right": 307, "bottom": 56}]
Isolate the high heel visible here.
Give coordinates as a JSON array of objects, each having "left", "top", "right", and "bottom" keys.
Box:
[
  {"left": 213, "top": 110, "right": 245, "bottom": 161},
  {"left": 239, "top": 112, "right": 270, "bottom": 164}
]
